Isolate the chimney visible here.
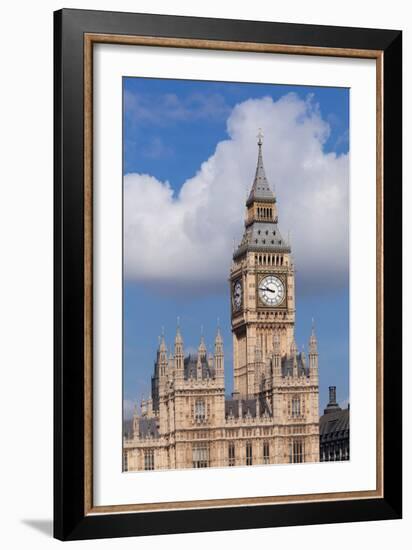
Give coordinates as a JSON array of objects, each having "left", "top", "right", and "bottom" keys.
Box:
[{"left": 323, "top": 385, "right": 342, "bottom": 415}]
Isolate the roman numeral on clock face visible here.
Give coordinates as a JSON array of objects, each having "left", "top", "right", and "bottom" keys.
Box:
[{"left": 258, "top": 275, "right": 285, "bottom": 306}]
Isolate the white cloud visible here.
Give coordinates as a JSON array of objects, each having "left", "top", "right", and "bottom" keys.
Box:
[
  {"left": 124, "top": 93, "right": 349, "bottom": 295},
  {"left": 124, "top": 89, "right": 230, "bottom": 125}
]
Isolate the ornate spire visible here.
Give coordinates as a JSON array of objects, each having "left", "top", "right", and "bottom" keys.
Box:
[
  {"left": 309, "top": 318, "right": 318, "bottom": 354},
  {"left": 175, "top": 317, "right": 183, "bottom": 345},
  {"left": 214, "top": 320, "right": 224, "bottom": 375},
  {"left": 158, "top": 329, "right": 168, "bottom": 377},
  {"left": 159, "top": 331, "right": 167, "bottom": 353},
  {"left": 233, "top": 131, "right": 289, "bottom": 260},
  {"left": 198, "top": 326, "right": 207, "bottom": 357},
  {"left": 246, "top": 129, "right": 275, "bottom": 207},
  {"left": 215, "top": 319, "right": 223, "bottom": 345},
  {"left": 174, "top": 319, "right": 184, "bottom": 374}
]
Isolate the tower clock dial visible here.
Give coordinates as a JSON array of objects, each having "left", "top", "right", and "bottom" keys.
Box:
[
  {"left": 259, "top": 275, "right": 285, "bottom": 307},
  {"left": 232, "top": 280, "right": 242, "bottom": 310}
]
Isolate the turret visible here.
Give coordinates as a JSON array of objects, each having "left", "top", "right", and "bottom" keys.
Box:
[
  {"left": 198, "top": 331, "right": 207, "bottom": 358},
  {"left": 174, "top": 320, "right": 184, "bottom": 376},
  {"left": 309, "top": 319, "right": 318, "bottom": 378},
  {"left": 197, "top": 330, "right": 206, "bottom": 378},
  {"left": 309, "top": 319, "right": 318, "bottom": 354},
  {"left": 214, "top": 325, "right": 224, "bottom": 376},
  {"left": 158, "top": 331, "right": 168, "bottom": 377}
]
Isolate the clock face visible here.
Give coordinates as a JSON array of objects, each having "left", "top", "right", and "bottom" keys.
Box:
[
  {"left": 232, "top": 280, "right": 242, "bottom": 310},
  {"left": 258, "top": 275, "right": 285, "bottom": 307}
]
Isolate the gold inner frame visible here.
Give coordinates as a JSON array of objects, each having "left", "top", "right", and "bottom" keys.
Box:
[{"left": 83, "top": 33, "right": 384, "bottom": 515}]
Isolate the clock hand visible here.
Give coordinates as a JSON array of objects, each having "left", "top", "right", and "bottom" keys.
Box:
[{"left": 260, "top": 286, "right": 276, "bottom": 293}]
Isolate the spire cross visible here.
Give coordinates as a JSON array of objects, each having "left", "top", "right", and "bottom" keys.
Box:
[{"left": 257, "top": 128, "right": 264, "bottom": 147}]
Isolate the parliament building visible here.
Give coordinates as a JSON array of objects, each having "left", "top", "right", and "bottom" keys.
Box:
[{"left": 123, "top": 134, "right": 320, "bottom": 471}]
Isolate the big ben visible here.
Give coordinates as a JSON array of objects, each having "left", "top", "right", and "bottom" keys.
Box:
[
  {"left": 125, "top": 130, "right": 320, "bottom": 471},
  {"left": 231, "top": 131, "right": 296, "bottom": 398}
]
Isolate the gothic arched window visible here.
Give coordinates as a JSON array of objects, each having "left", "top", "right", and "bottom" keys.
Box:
[
  {"left": 291, "top": 397, "right": 301, "bottom": 417},
  {"left": 246, "top": 442, "right": 253, "bottom": 466},
  {"left": 194, "top": 399, "right": 206, "bottom": 423},
  {"left": 263, "top": 441, "right": 270, "bottom": 464}
]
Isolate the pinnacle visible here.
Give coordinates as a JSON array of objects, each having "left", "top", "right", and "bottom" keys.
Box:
[{"left": 246, "top": 133, "right": 275, "bottom": 206}]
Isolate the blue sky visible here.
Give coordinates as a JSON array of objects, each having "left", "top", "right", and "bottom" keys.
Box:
[{"left": 123, "top": 77, "right": 349, "bottom": 416}]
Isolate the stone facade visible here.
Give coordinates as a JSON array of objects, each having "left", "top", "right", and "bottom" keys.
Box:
[{"left": 124, "top": 134, "right": 320, "bottom": 471}]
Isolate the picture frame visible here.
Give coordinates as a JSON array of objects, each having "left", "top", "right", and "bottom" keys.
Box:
[{"left": 54, "top": 8, "right": 402, "bottom": 541}]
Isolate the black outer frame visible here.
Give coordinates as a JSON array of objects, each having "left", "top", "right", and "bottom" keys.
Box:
[{"left": 54, "top": 8, "right": 402, "bottom": 541}]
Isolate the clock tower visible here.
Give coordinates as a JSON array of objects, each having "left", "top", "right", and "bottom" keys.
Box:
[
  {"left": 125, "top": 130, "right": 320, "bottom": 471},
  {"left": 230, "top": 131, "right": 296, "bottom": 397}
]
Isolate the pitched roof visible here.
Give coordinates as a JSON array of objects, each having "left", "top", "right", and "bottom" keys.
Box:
[
  {"left": 246, "top": 142, "right": 275, "bottom": 206},
  {"left": 233, "top": 221, "right": 290, "bottom": 259},
  {"left": 319, "top": 408, "right": 350, "bottom": 439},
  {"left": 184, "top": 353, "right": 215, "bottom": 380},
  {"left": 234, "top": 138, "right": 290, "bottom": 259}
]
